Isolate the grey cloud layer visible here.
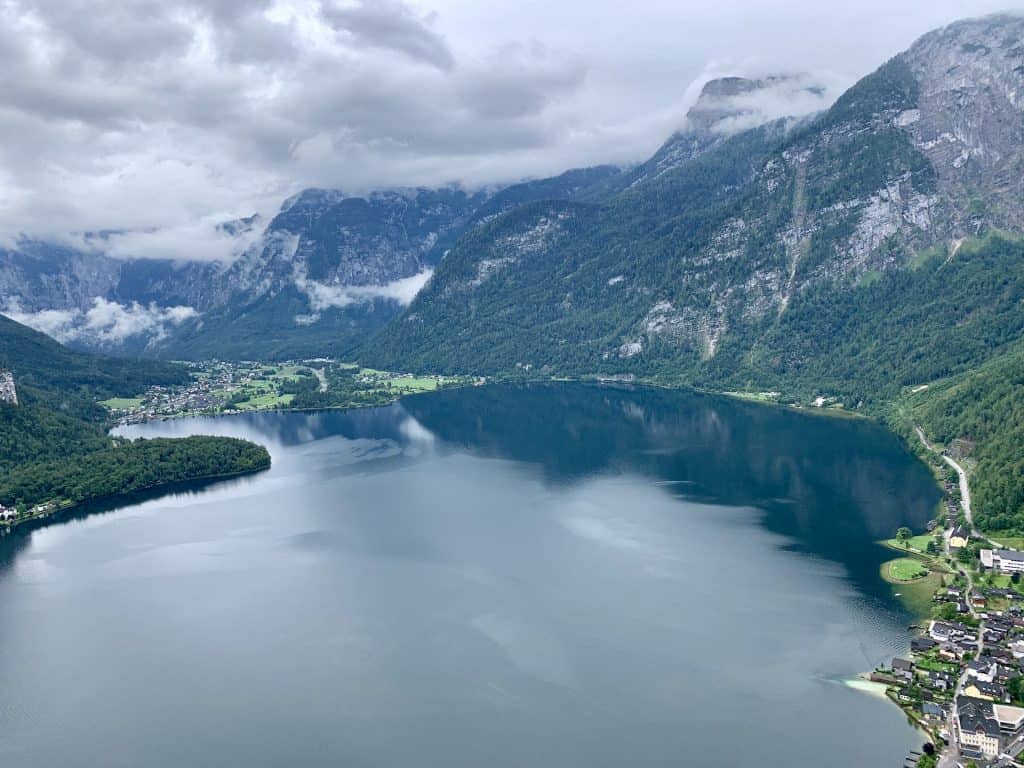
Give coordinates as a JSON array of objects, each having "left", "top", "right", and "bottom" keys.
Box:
[{"left": 0, "top": 0, "right": 1017, "bottom": 259}]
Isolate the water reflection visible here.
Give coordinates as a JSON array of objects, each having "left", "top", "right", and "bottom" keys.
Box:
[{"left": 110, "top": 382, "right": 938, "bottom": 608}]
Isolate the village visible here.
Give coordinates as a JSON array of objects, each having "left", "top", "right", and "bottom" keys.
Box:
[
  {"left": 103, "top": 360, "right": 320, "bottom": 423},
  {"left": 876, "top": 446, "right": 1024, "bottom": 768},
  {"left": 103, "top": 359, "right": 464, "bottom": 424}
]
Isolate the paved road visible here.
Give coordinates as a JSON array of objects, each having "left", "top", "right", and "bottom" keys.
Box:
[
  {"left": 913, "top": 425, "right": 984, "bottom": 768},
  {"left": 943, "top": 452, "right": 975, "bottom": 533}
]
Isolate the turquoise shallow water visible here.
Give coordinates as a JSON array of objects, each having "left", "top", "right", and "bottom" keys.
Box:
[{"left": 0, "top": 383, "right": 937, "bottom": 767}]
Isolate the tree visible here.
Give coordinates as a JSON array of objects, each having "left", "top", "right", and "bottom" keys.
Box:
[
  {"left": 1008, "top": 676, "right": 1024, "bottom": 705},
  {"left": 896, "top": 526, "right": 913, "bottom": 546}
]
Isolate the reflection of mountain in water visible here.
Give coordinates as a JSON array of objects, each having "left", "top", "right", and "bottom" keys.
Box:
[
  {"left": 53, "top": 383, "right": 938, "bottom": 604},
  {"left": 398, "top": 383, "right": 940, "bottom": 597}
]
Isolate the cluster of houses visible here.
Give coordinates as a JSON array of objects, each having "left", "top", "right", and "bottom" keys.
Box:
[
  {"left": 112, "top": 361, "right": 262, "bottom": 424},
  {"left": 0, "top": 369, "right": 16, "bottom": 405},
  {"left": 885, "top": 608, "right": 1024, "bottom": 762},
  {"left": 955, "top": 697, "right": 1024, "bottom": 762},
  {"left": 0, "top": 500, "right": 62, "bottom": 530}
]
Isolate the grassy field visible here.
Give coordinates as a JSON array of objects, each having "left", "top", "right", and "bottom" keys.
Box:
[
  {"left": 886, "top": 558, "right": 929, "bottom": 582},
  {"left": 390, "top": 377, "right": 439, "bottom": 393},
  {"left": 916, "top": 655, "right": 959, "bottom": 674},
  {"left": 883, "top": 534, "right": 937, "bottom": 554},
  {"left": 232, "top": 392, "right": 295, "bottom": 410},
  {"left": 100, "top": 397, "right": 144, "bottom": 409}
]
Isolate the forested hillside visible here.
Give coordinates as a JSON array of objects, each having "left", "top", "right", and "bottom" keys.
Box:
[
  {"left": 0, "top": 315, "right": 269, "bottom": 517},
  {"left": 901, "top": 342, "right": 1024, "bottom": 533}
]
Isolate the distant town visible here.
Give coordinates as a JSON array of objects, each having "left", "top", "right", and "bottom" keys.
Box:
[{"left": 102, "top": 359, "right": 476, "bottom": 424}]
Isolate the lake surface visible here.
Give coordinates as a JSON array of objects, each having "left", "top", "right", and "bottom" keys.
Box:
[{"left": 0, "top": 383, "right": 940, "bottom": 767}]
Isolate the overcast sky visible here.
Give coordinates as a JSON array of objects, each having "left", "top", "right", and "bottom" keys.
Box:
[{"left": 0, "top": 0, "right": 1019, "bottom": 259}]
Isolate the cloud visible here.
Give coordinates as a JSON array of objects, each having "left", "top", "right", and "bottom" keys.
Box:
[
  {"left": 81, "top": 217, "right": 265, "bottom": 263},
  {"left": 683, "top": 72, "right": 843, "bottom": 136},
  {"left": 0, "top": 0, "right": 1016, "bottom": 258},
  {"left": 296, "top": 269, "right": 433, "bottom": 318},
  {"left": 322, "top": 0, "right": 454, "bottom": 71},
  {"left": 3, "top": 296, "right": 199, "bottom": 345}
]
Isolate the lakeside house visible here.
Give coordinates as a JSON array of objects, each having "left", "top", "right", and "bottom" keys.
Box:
[
  {"left": 892, "top": 658, "right": 914, "bottom": 680},
  {"left": 0, "top": 504, "right": 15, "bottom": 522},
  {"left": 981, "top": 549, "right": 1024, "bottom": 574},
  {"left": 912, "top": 636, "right": 938, "bottom": 653},
  {"left": 929, "top": 620, "right": 973, "bottom": 643}
]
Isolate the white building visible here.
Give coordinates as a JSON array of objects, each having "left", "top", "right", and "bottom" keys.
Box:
[
  {"left": 956, "top": 696, "right": 1024, "bottom": 760},
  {"left": 980, "top": 549, "right": 1024, "bottom": 573},
  {"left": 957, "top": 698, "right": 1002, "bottom": 759}
]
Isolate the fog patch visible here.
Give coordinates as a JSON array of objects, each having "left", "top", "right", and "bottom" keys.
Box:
[
  {"left": 294, "top": 269, "right": 433, "bottom": 322},
  {"left": 4, "top": 296, "right": 198, "bottom": 345}
]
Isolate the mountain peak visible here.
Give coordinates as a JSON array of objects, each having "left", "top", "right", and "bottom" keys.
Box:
[{"left": 686, "top": 73, "right": 830, "bottom": 136}]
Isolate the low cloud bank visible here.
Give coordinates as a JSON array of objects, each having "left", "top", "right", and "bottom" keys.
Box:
[
  {"left": 294, "top": 269, "right": 433, "bottom": 324},
  {"left": 3, "top": 297, "right": 198, "bottom": 345}
]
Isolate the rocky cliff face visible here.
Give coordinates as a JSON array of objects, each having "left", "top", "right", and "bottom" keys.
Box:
[{"left": 900, "top": 15, "right": 1024, "bottom": 234}]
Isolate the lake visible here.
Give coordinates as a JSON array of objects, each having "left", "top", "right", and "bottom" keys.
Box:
[{"left": 0, "top": 383, "right": 940, "bottom": 767}]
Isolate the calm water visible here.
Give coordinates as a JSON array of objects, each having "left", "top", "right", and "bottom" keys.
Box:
[{"left": 0, "top": 384, "right": 939, "bottom": 767}]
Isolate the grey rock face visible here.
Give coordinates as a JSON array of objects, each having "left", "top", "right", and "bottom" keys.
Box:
[
  {"left": 900, "top": 14, "right": 1024, "bottom": 233},
  {"left": 0, "top": 243, "right": 122, "bottom": 313}
]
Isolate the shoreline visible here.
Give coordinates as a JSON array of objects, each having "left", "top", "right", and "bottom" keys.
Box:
[{"left": 1, "top": 463, "right": 269, "bottom": 536}]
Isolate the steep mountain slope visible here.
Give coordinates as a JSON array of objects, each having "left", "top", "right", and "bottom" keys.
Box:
[
  {"left": 366, "top": 15, "right": 1024, "bottom": 388},
  {"left": 0, "top": 167, "right": 624, "bottom": 359},
  {"left": 582, "top": 74, "right": 828, "bottom": 200}
]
